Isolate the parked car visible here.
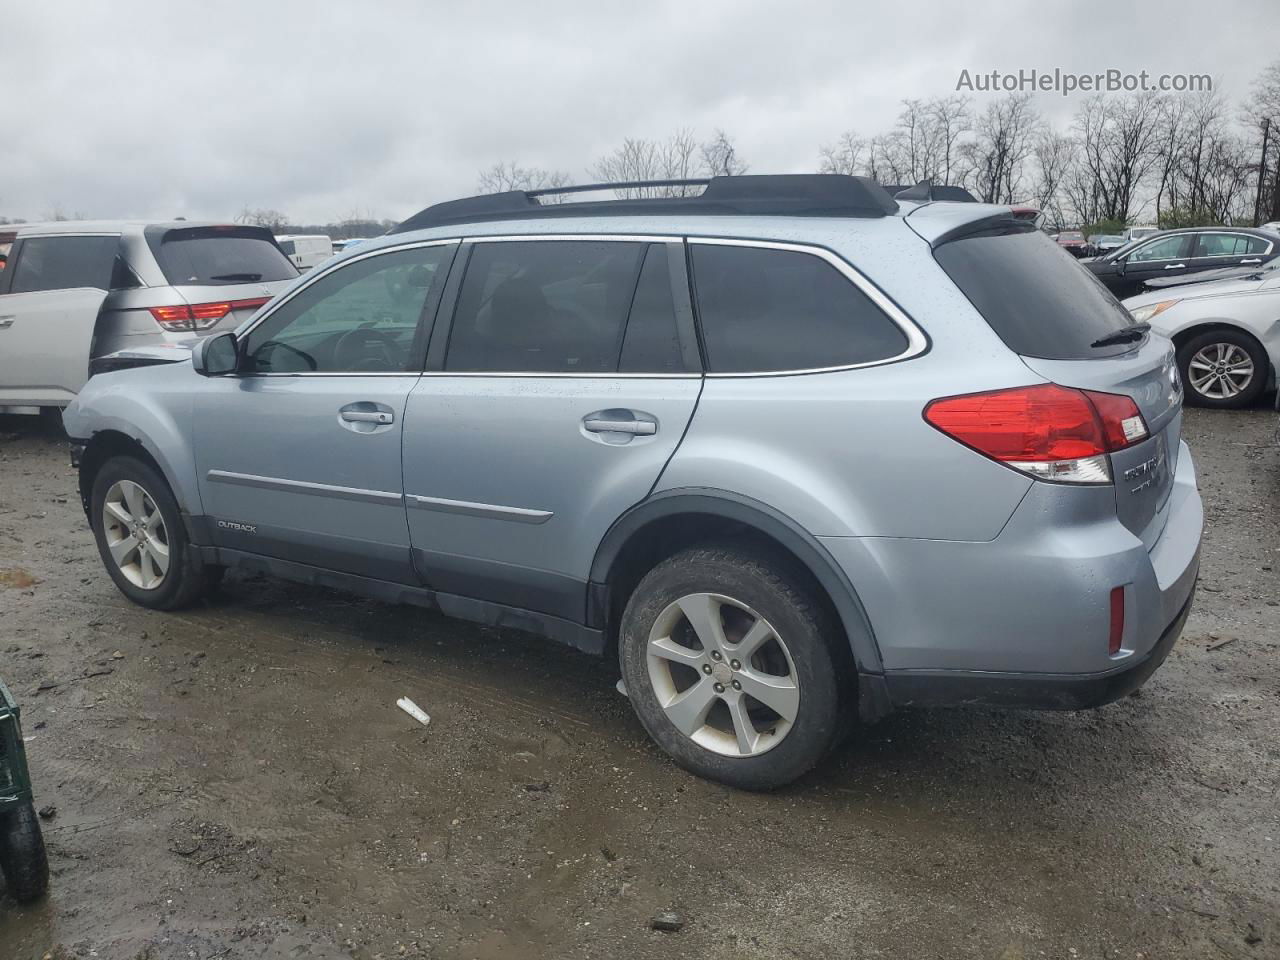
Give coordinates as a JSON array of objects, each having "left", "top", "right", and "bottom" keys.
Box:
[
  {"left": 63, "top": 175, "right": 1202, "bottom": 790},
  {"left": 1056, "top": 230, "right": 1090, "bottom": 257},
  {"left": 276, "top": 234, "right": 334, "bottom": 271},
  {"left": 1091, "top": 234, "right": 1125, "bottom": 254},
  {"left": 1258, "top": 221, "right": 1280, "bottom": 234},
  {"left": 1123, "top": 257, "right": 1280, "bottom": 408},
  {"left": 0, "top": 221, "right": 298, "bottom": 415},
  {"left": 1123, "top": 226, "right": 1160, "bottom": 244},
  {"left": 1084, "top": 227, "right": 1278, "bottom": 300}
]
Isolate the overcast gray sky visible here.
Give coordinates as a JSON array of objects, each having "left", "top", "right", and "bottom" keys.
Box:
[{"left": 3, "top": 0, "right": 1278, "bottom": 224}]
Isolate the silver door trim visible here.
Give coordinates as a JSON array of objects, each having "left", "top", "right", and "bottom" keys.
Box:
[
  {"left": 206, "top": 469, "right": 403, "bottom": 504},
  {"left": 405, "top": 493, "right": 553, "bottom": 524},
  {"left": 688, "top": 237, "right": 929, "bottom": 377}
]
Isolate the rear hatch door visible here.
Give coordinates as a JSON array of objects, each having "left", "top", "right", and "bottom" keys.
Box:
[
  {"left": 145, "top": 225, "right": 298, "bottom": 332},
  {"left": 930, "top": 215, "right": 1182, "bottom": 550}
]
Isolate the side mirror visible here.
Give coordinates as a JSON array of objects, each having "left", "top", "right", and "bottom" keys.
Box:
[{"left": 193, "top": 332, "right": 239, "bottom": 377}]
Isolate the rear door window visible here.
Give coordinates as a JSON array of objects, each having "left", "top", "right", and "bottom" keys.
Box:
[
  {"left": 148, "top": 226, "right": 298, "bottom": 285},
  {"left": 445, "top": 240, "right": 645, "bottom": 373},
  {"left": 934, "top": 223, "right": 1134, "bottom": 360},
  {"left": 7, "top": 235, "right": 119, "bottom": 293},
  {"left": 689, "top": 243, "right": 909, "bottom": 373}
]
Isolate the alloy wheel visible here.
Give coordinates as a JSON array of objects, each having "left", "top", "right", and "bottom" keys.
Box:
[
  {"left": 645, "top": 592, "right": 799, "bottom": 757},
  {"left": 1187, "top": 343, "right": 1254, "bottom": 400},
  {"left": 101, "top": 479, "right": 170, "bottom": 590}
]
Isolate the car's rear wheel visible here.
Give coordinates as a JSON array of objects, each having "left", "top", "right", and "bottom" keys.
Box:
[
  {"left": 90, "top": 456, "right": 217, "bottom": 610},
  {"left": 0, "top": 801, "right": 49, "bottom": 903},
  {"left": 618, "top": 543, "right": 848, "bottom": 790},
  {"left": 1177, "top": 329, "right": 1268, "bottom": 409}
]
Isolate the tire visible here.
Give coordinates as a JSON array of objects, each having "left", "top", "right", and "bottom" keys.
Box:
[
  {"left": 0, "top": 802, "right": 49, "bottom": 903},
  {"left": 1177, "top": 329, "right": 1268, "bottom": 409},
  {"left": 618, "top": 543, "right": 850, "bottom": 791},
  {"left": 90, "top": 455, "right": 214, "bottom": 610}
]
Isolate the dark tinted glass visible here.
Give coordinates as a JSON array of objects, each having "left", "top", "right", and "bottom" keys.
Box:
[
  {"left": 109, "top": 255, "right": 142, "bottom": 290},
  {"left": 446, "top": 240, "right": 644, "bottom": 373},
  {"left": 9, "top": 236, "right": 118, "bottom": 293},
  {"left": 151, "top": 227, "right": 298, "bottom": 285},
  {"left": 619, "top": 245, "right": 691, "bottom": 373},
  {"left": 691, "top": 244, "right": 908, "bottom": 373},
  {"left": 935, "top": 224, "right": 1133, "bottom": 360}
]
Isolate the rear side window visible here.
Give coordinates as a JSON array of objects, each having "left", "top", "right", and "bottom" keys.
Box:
[
  {"left": 148, "top": 226, "right": 298, "bottom": 286},
  {"left": 935, "top": 224, "right": 1134, "bottom": 360},
  {"left": 690, "top": 243, "right": 909, "bottom": 373},
  {"left": 446, "top": 240, "right": 646, "bottom": 373},
  {"left": 8, "top": 236, "right": 119, "bottom": 293}
]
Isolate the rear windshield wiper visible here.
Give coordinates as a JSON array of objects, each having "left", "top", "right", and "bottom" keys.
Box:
[
  {"left": 209, "top": 272, "right": 263, "bottom": 282},
  {"left": 1091, "top": 322, "right": 1150, "bottom": 348}
]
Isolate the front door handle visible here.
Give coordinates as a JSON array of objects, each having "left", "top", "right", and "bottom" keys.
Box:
[
  {"left": 0, "top": 317, "right": 14, "bottom": 328},
  {"left": 1163, "top": 263, "right": 1186, "bottom": 270},
  {"left": 1241, "top": 258, "right": 1263, "bottom": 264},
  {"left": 584, "top": 418, "right": 655, "bottom": 436},
  {"left": 341, "top": 409, "right": 394, "bottom": 424}
]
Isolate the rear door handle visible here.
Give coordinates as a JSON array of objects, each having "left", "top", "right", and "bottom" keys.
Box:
[
  {"left": 0, "top": 317, "right": 14, "bottom": 328},
  {"left": 1163, "top": 263, "right": 1186, "bottom": 270},
  {"left": 341, "top": 409, "right": 394, "bottom": 424}
]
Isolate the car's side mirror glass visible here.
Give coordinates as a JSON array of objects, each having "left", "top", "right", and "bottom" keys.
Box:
[{"left": 193, "top": 332, "right": 239, "bottom": 376}]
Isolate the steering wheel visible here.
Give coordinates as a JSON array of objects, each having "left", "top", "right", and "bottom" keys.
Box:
[{"left": 333, "top": 327, "right": 401, "bottom": 371}]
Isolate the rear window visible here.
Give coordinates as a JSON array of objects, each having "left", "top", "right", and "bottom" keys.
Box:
[
  {"left": 934, "top": 223, "right": 1134, "bottom": 360},
  {"left": 690, "top": 243, "right": 910, "bottom": 373},
  {"left": 148, "top": 226, "right": 298, "bottom": 286}
]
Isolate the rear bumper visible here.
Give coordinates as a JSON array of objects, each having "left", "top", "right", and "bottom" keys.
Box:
[
  {"left": 881, "top": 583, "right": 1194, "bottom": 709},
  {"left": 822, "top": 439, "right": 1202, "bottom": 709}
]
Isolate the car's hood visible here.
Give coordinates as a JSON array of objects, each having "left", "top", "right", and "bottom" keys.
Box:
[{"left": 1143, "top": 265, "right": 1264, "bottom": 290}]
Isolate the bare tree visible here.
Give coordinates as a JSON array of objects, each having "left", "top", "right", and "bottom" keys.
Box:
[
  {"left": 818, "top": 132, "right": 867, "bottom": 175},
  {"left": 477, "top": 162, "right": 571, "bottom": 201},
  {"left": 1245, "top": 59, "right": 1280, "bottom": 222},
  {"left": 930, "top": 95, "right": 971, "bottom": 184},
  {"left": 1030, "top": 129, "right": 1073, "bottom": 226},
  {"left": 236, "top": 207, "right": 290, "bottom": 232},
  {"left": 590, "top": 130, "right": 705, "bottom": 197},
  {"left": 957, "top": 94, "right": 1040, "bottom": 204},
  {"left": 1067, "top": 93, "right": 1165, "bottom": 224},
  {"left": 701, "top": 130, "right": 747, "bottom": 177}
]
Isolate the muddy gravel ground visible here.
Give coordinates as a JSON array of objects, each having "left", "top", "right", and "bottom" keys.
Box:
[{"left": 0, "top": 407, "right": 1277, "bottom": 960}]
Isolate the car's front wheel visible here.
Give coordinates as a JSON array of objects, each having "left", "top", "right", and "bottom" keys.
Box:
[
  {"left": 0, "top": 801, "right": 49, "bottom": 903},
  {"left": 90, "top": 456, "right": 218, "bottom": 610},
  {"left": 1177, "top": 329, "right": 1268, "bottom": 409},
  {"left": 618, "top": 543, "right": 849, "bottom": 790}
]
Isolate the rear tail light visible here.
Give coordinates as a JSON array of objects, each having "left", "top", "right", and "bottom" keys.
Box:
[
  {"left": 1109, "top": 586, "right": 1126, "bottom": 655},
  {"left": 148, "top": 297, "right": 271, "bottom": 332},
  {"left": 924, "top": 383, "right": 1149, "bottom": 484}
]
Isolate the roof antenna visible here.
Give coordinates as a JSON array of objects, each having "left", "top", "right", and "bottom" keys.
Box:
[{"left": 894, "top": 180, "right": 934, "bottom": 203}]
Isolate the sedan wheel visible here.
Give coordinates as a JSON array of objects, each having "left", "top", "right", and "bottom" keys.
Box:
[
  {"left": 646, "top": 592, "right": 800, "bottom": 758},
  {"left": 1187, "top": 342, "right": 1254, "bottom": 401},
  {"left": 101, "top": 479, "right": 170, "bottom": 590}
]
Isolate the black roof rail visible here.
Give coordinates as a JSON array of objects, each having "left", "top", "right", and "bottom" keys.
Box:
[
  {"left": 390, "top": 174, "right": 899, "bottom": 234},
  {"left": 887, "top": 180, "right": 978, "bottom": 203}
]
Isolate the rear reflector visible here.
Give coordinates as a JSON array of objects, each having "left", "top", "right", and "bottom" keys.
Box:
[
  {"left": 924, "top": 384, "right": 1149, "bottom": 484},
  {"left": 148, "top": 297, "right": 271, "bottom": 332},
  {"left": 1109, "top": 586, "right": 1125, "bottom": 655}
]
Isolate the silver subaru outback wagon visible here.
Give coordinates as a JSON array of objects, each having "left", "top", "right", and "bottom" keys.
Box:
[{"left": 62, "top": 176, "right": 1202, "bottom": 790}]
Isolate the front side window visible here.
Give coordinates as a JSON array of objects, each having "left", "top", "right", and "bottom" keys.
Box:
[
  {"left": 242, "top": 244, "right": 452, "bottom": 373},
  {"left": 8, "top": 236, "right": 119, "bottom": 293},
  {"left": 690, "top": 243, "right": 909, "bottom": 373},
  {"left": 1127, "top": 235, "right": 1191, "bottom": 263},
  {"left": 445, "top": 240, "right": 647, "bottom": 373}
]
